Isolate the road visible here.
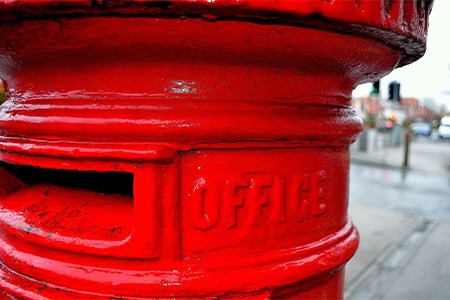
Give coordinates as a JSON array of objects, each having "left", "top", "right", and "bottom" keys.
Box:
[{"left": 349, "top": 162, "right": 450, "bottom": 221}]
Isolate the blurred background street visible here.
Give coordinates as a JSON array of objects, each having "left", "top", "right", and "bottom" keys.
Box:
[{"left": 345, "top": 131, "right": 450, "bottom": 299}]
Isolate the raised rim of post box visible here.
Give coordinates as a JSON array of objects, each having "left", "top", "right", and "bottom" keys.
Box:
[{"left": 0, "top": 0, "right": 433, "bottom": 67}]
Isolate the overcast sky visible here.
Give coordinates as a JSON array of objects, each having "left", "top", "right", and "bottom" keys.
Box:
[{"left": 352, "top": 0, "right": 450, "bottom": 111}]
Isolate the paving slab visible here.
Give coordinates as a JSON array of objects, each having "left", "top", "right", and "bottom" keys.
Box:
[
  {"left": 381, "top": 222, "right": 450, "bottom": 300},
  {"left": 345, "top": 202, "right": 417, "bottom": 287}
]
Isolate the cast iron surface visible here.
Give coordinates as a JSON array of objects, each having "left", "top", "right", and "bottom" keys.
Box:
[{"left": 0, "top": 0, "right": 432, "bottom": 298}]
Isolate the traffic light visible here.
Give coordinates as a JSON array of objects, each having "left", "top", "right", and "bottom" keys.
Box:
[
  {"left": 388, "top": 81, "right": 400, "bottom": 102},
  {"left": 371, "top": 80, "right": 380, "bottom": 96},
  {"left": 389, "top": 113, "right": 397, "bottom": 122}
]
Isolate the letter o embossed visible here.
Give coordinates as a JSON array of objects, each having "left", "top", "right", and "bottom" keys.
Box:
[{"left": 188, "top": 178, "right": 219, "bottom": 230}]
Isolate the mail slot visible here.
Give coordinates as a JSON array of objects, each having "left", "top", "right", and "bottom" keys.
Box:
[{"left": 0, "top": 0, "right": 432, "bottom": 298}]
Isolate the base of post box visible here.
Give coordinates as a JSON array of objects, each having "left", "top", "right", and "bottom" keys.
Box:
[{"left": 0, "top": 226, "right": 356, "bottom": 299}]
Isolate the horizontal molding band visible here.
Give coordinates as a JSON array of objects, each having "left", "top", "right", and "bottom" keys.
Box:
[
  {"left": 0, "top": 102, "right": 363, "bottom": 151},
  {"left": 0, "top": 219, "right": 358, "bottom": 298}
]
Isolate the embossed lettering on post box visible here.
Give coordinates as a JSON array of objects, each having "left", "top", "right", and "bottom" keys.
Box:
[
  {"left": 181, "top": 149, "right": 348, "bottom": 257},
  {"left": 188, "top": 171, "right": 327, "bottom": 231}
]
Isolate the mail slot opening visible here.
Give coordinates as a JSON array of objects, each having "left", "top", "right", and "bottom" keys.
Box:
[
  {"left": 0, "top": 162, "right": 133, "bottom": 197},
  {"left": 0, "top": 161, "right": 134, "bottom": 244}
]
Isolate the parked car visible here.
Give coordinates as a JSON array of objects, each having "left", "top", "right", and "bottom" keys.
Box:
[
  {"left": 438, "top": 116, "right": 450, "bottom": 139},
  {"left": 410, "top": 122, "right": 432, "bottom": 136}
]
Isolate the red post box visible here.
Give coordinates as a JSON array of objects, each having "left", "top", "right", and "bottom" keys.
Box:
[{"left": 0, "top": 1, "right": 432, "bottom": 299}]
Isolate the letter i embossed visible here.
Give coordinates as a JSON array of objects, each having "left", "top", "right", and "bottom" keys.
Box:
[
  {"left": 291, "top": 174, "right": 310, "bottom": 222},
  {"left": 271, "top": 177, "right": 285, "bottom": 224}
]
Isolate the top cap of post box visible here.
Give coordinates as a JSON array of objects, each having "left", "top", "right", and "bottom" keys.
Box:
[{"left": 0, "top": 0, "right": 433, "bottom": 67}]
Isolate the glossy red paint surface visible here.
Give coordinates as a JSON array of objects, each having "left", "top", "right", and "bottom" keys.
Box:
[
  {"left": 0, "top": 0, "right": 431, "bottom": 299},
  {"left": 0, "top": 0, "right": 433, "bottom": 66}
]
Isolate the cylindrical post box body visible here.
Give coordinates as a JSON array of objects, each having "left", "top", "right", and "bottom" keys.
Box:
[{"left": 0, "top": 1, "right": 432, "bottom": 298}]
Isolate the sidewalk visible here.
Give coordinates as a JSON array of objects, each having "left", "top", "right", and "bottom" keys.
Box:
[
  {"left": 345, "top": 202, "right": 450, "bottom": 300},
  {"left": 345, "top": 134, "right": 450, "bottom": 299}
]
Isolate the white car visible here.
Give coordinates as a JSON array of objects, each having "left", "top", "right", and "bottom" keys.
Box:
[{"left": 438, "top": 116, "right": 450, "bottom": 139}]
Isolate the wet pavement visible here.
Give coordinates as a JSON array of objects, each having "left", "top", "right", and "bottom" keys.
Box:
[
  {"left": 350, "top": 163, "right": 450, "bottom": 221},
  {"left": 345, "top": 136, "right": 450, "bottom": 299}
]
